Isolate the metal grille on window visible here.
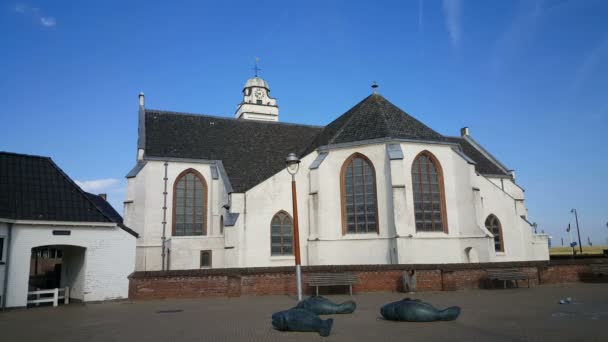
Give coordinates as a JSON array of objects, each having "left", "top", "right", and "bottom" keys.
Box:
[
  {"left": 412, "top": 153, "right": 445, "bottom": 232},
  {"left": 271, "top": 211, "right": 293, "bottom": 256},
  {"left": 485, "top": 215, "right": 503, "bottom": 252},
  {"left": 175, "top": 172, "right": 205, "bottom": 236},
  {"left": 344, "top": 156, "right": 378, "bottom": 233}
]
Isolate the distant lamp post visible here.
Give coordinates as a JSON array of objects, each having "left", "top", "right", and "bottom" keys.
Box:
[
  {"left": 571, "top": 209, "right": 583, "bottom": 254},
  {"left": 286, "top": 152, "right": 302, "bottom": 301}
]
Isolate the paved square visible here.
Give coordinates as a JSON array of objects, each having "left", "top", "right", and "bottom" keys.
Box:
[{"left": 1, "top": 283, "right": 607, "bottom": 341}]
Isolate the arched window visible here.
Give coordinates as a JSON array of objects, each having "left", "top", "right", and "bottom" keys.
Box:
[
  {"left": 173, "top": 169, "right": 207, "bottom": 236},
  {"left": 485, "top": 214, "right": 504, "bottom": 252},
  {"left": 271, "top": 211, "right": 293, "bottom": 256},
  {"left": 341, "top": 153, "right": 379, "bottom": 234},
  {"left": 412, "top": 151, "right": 448, "bottom": 233}
]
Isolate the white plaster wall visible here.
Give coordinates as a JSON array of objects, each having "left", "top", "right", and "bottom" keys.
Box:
[
  {"left": 5, "top": 224, "right": 135, "bottom": 308},
  {"left": 129, "top": 140, "right": 546, "bottom": 269},
  {"left": 474, "top": 174, "right": 548, "bottom": 261},
  {"left": 241, "top": 153, "right": 316, "bottom": 267},
  {"left": 167, "top": 237, "right": 225, "bottom": 269},
  {"left": 60, "top": 246, "right": 86, "bottom": 301},
  {"left": 488, "top": 177, "right": 525, "bottom": 200},
  {"left": 127, "top": 160, "right": 229, "bottom": 271}
]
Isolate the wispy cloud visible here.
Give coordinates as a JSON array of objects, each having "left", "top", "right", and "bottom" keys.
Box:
[
  {"left": 75, "top": 178, "right": 121, "bottom": 193},
  {"left": 13, "top": 3, "right": 56, "bottom": 28},
  {"left": 40, "top": 16, "right": 56, "bottom": 27},
  {"left": 442, "top": 0, "right": 462, "bottom": 47},
  {"left": 571, "top": 35, "right": 608, "bottom": 93},
  {"left": 418, "top": 0, "right": 424, "bottom": 34},
  {"left": 490, "top": 0, "right": 543, "bottom": 73},
  {"left": 13, "top": 3, "right": 27, "bottom": 13}
]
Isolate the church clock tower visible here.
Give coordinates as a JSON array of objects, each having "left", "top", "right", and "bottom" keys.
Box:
[{"left": 235, "top": 76, "right": 279, "bottom": 122}]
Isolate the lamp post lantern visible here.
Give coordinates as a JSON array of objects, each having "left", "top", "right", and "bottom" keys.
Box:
[
  {"left": 571, "top": 209, "right": 583, "bottom": 254},
  {"left": 286, "top": 152, "right": 302, "bottom": 301}
]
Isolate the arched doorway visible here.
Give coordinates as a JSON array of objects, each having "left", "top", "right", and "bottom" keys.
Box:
[{"left": 29, "top": 245, "right": 86, "bottom": 305}]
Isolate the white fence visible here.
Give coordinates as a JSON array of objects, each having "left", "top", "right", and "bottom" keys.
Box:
[{"left": 27, "top": 287, "right": 70, "bottom": 307}]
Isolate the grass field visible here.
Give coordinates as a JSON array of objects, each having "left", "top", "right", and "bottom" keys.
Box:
[{"left": 550, "top": 245, "right": 607, "bottom": 256}]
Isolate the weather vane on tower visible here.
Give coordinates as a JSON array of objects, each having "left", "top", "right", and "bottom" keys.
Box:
[{"left": 253, "top": 57, "right": 261, "bottom": 77}]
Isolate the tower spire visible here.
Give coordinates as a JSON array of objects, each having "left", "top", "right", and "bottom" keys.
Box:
[{"left": 371, "top": 81, "right": 378, "bottom": 94}]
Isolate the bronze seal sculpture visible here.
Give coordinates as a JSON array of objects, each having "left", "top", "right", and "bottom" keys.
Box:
[
  {"left": 271, "top": 309, "right": 334, "bottom": 336},
  {"left": 294, "top": 296, "right": 356, "bottom": 315},
  {"left": 380, "top": 298, "right": 461, "bottom": 322}
]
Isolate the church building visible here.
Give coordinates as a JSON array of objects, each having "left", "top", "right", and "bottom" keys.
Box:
[{"left": 125, "top": 76, "right": 549, "bottom": 271}]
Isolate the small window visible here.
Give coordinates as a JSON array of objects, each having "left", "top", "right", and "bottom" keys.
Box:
[
  {"left": 220, "top": 216, "right": 224, "bottom": 235},
  {"left": 0, "top": 237, "right": 4, "bottom": 261},
  {"left": 485, "top": 215, "right": 504, "bottom": 252},
  {"left": 200, "top": 250, "right": 212, "bottom": 268},
  {"left": 271, "top": 211, "right": 293, "bottom": 256},
  {"left": 256, "top": 99, "right": 262, "bottom": 104}
]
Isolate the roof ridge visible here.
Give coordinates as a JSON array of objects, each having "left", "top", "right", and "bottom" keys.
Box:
[
  {"left": 44, "top": 157, "right": 114, "bottom": 223},
  {"left": 146, "top": 109, "right": 324, "bottom": 129},
  {"left": 0, "top": 151, "right": 52, "bottom": 159},
  {"left": 374, "top": 94, "right": 396, "bottom": 139}
]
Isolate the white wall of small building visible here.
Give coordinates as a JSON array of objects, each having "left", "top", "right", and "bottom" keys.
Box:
[{"left": 3, "top": 224, "right": 135, "bottom": 308}]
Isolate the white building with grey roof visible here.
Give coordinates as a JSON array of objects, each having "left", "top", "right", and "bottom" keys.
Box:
[{"left": 125, "top": 76, "right": 549, "bottom": 272}]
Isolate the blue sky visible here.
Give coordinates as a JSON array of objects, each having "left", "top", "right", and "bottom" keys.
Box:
[{"left": 1, "top": 0, "right": 607, "bottom": 245}]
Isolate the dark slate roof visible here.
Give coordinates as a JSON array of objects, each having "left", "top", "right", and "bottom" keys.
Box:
[
  {"left": 0, "top": 152, "right": 112, "bottom": 222},
  {"left": 85, "top": 192, "right": 139, "bottom": 237},
  {"left": 144, "top": 111, "right": 323, "bottom": 192},
  {"left": 445, "top": 137, "right": 509, "bottom": 176},
  {"left": 302, "top": 94, "right": 445, "bottom": 155},
  {"left": 85, "top": 193, "right": 123, "bottom": 223},
  {"left": 143, "top": 93, "right": 511, "bottom": 191}
]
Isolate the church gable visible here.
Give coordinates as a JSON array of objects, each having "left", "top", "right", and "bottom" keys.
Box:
[{"left": 302, "top": 94, "right": 445, "bottom": 155}]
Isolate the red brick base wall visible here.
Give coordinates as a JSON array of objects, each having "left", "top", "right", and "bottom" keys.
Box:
[{"left": 128, "top": 260, "right": 607, "bottom": 300}]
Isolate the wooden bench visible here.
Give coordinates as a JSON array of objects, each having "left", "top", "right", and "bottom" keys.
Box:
[
  {"left": 486, "top": 268, "right": 530, "bottom": 289},
  {"left": 307, "top": 273, "right": 358, "bottom": 296},
  {"left": 590, "top": 264, "right": 608, "bottom": 277}
]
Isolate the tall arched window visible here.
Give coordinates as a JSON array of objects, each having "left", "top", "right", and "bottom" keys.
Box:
[
  {"left": 271, "top": 211, "right": 293, "bottom": 256},
  {"left": 412, "top": 151, "right": 448, "bottom": 233},
  {"left": 485, "top": 214, "right": 504, "bottom": 252},
  {"left": 341, "top": 153, "right": 379, "bottom": 234},
  {"left": 173, "top": 169, "right": 207, "bottom": 236}
]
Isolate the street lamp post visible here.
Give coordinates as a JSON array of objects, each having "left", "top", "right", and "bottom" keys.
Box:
[
  {"left": 286, "top": 152, "right": 302, "bottom": 301},
  {"left": 571, "top": 209, "right": 583, "bottom": 254}
]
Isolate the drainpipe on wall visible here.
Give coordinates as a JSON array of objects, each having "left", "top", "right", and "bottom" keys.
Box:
[
  {"left": 2, "top": 223, "right": 13, "bottom": 310},
  {"left": 161, "top": 162, "right": 169, "bottom": 271}
]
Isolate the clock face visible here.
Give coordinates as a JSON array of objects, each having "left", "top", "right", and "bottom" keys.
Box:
[{"left": 254, "top": 89, "right": 264, "bottom": 99}]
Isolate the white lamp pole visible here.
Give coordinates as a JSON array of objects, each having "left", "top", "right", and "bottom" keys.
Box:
[{"left": 286, "top": 153, "right": 302, "bottom": 301}]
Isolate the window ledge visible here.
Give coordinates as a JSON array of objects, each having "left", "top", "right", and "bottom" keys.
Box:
[
  {"left": 170, "top": 235, "right": 223, "bottom": 240},
  {"left": 270, "top": 256, "right": 295, "bottom": 261},
  {"left": 495, "top": 252, "right": 506, "bottom": 256},
  {"left": 342, "top": 232, "right": 380, "bottom": 238}
]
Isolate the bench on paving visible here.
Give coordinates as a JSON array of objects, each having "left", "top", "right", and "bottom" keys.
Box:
[
  {"left": 486, "top": 268, "right": 530, "bottom": 289},
  {"left": 307, "top": 273, "right": 358, "bottom": 296},
  {"left": 590, "top": 264, "right": 608, "bottom": 278}
]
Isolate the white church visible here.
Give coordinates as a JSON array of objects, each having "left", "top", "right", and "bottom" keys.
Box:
[{"left": 125, "top": 76, "right": 549, "bottom": 271}]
